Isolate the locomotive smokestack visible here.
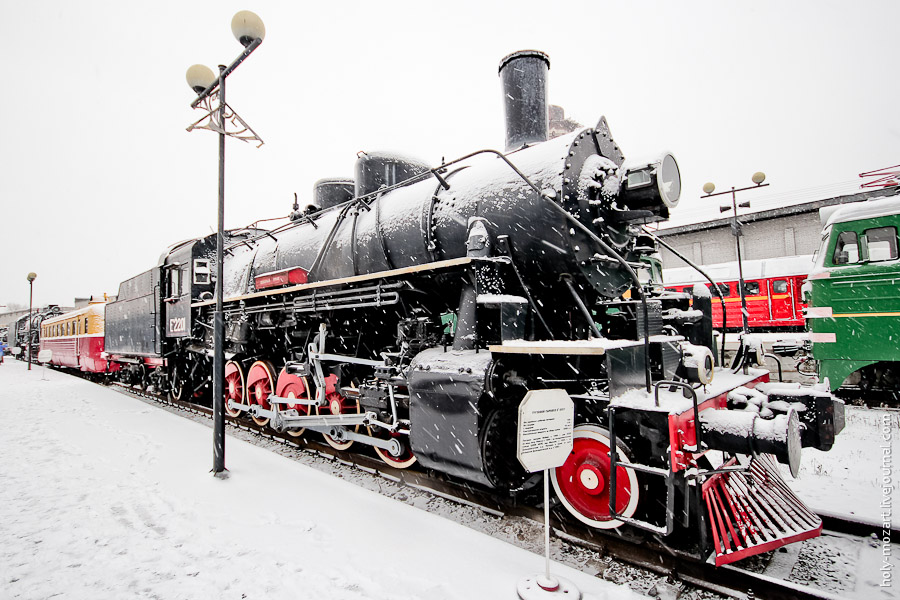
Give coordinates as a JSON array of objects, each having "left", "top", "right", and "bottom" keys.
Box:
[{"left": 498, "top": 50, "right": 549, "bottom": 152}]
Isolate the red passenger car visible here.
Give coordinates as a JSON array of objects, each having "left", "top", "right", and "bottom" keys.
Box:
[
  {"left": 664, "top": 255, "right": 812, "bottom": 330},
  {"left": 40, "top": 300, "right": 119, "bottom": 374}
]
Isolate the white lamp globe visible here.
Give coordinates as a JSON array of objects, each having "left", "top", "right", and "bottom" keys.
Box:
[
  {"left": 231, "top": 11, "right": 265, "bottom": 47},
  {"left": 186, "top": 64, "right": 216, "bottom": 94}
]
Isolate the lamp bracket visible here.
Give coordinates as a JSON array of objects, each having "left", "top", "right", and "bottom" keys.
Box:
[{"left": 186, "top": 95, "right": 264, "bottom": 148}]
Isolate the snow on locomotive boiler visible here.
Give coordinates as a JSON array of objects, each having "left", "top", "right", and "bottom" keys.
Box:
[{"left": 104, "top": 51, "right": 844, "bottom": 566}]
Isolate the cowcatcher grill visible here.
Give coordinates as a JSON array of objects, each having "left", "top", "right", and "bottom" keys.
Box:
[{"left": 703, "top": 455, "right": 821, "bottom": 566}]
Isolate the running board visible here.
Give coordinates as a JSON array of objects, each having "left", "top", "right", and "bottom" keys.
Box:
[{"left": 703, "top": 454, "right": 822, "bottom": 566}]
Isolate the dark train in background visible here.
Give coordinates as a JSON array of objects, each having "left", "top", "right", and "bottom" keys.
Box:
[
  {"left": 98, "top": 51, "right": 843, "bottom": 566},
  {"left": 7, "top": 305, "right": 61, "bottom": 361}
]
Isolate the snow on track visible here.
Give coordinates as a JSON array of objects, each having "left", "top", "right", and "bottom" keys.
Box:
[{"left": 0, "top": 360, "right": 640, "bottom": 600}]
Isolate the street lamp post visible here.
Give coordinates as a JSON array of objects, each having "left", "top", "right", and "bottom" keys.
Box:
[
  {"left": 186, "top": 11, "right": 265, "bottom": 476},
  {"left": 701, "top": 173, "right": 768, "bottom": 374},
  {"left": 26, "top": 272, "right": 36, "bottom": 371}
]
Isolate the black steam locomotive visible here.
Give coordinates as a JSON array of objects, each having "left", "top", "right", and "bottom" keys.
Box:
[
  {"left": 8, "top": 305, "right": 60, "bottom": 361},
  {"left": 104, "top": 51, "right": 843, "bottom": 565}
]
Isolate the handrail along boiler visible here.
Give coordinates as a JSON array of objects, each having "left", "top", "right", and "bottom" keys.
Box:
[{"left": 103, "top": 51, "right": 844, "bottom": 566}]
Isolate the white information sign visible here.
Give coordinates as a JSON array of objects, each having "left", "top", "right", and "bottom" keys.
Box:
[
  {"left": 516, "top": 389, "right": 575, "bottom": 473},
  {"left": 38, "top": 349, "right": 53, "bottom": 363}
]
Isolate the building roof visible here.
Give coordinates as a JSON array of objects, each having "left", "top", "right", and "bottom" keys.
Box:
[
  {"left": 664, "top": 254, "right": 814, "bottom": 284},
  {"left": 656, "top": 187, "right": 899, "bottom": 237}
]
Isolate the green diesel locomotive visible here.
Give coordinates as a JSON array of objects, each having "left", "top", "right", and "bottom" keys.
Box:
[{"left": 805, "top": 195, "right": 900, "bottom": 399}]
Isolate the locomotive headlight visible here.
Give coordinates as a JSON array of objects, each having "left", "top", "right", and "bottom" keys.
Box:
[
  {"left": 657, "top": 153, "right": 681, "bottom": 207},
  {"left": 680, "top": 342, "right": 715, "bottom": 385},
  {"left": 617, "top": 153, "right": 681, "bottom": 222}
]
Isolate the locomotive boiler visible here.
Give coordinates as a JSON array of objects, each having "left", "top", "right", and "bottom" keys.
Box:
[{"left": 105, "top": 50, "right": 844, "bottom": 566}]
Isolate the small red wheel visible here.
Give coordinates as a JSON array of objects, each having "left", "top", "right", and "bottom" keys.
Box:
[
  {"left": 367, "top": 427, "right": 417, "bottom": 469},
  {"left": 550, "top": 424, "right": 640, "bottom": 529},
  {"left": 246, "top": 360, "right": 276, "bottom": 427},
  {"left": 315, "top": 374, "right": 360, "bottom": 451},
  {"left": 276, "top": 368, "right": 311, "bottom": 437},
  {"left": 224, "top": 360, "right": 246, "bottom": 418}
]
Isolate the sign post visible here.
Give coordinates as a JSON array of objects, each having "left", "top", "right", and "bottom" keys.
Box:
[
  {"left": 37, "top": 349, "right": 52, "bottom": 381},
  {"left": 515, "top": 389, "right": 581, "bottom": 600}
]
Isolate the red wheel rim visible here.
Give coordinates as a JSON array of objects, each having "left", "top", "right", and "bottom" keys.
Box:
[
  {"left": 316, "top": 374, "right": 359, "bottom": 450},
  {"left": 246, "top": 361, "right": 275, "bottom": 427},
  {"left": 224, "top": 360, "right": 245, "bottom": 418},
  {"left": 371, "top": 431, "right": 416, "bottom": 469},
  {"left": 551, "top": 425, "right": 639, "bottom": 529},
  {"left": 276, "top": 368, "right": 310, "bottom": 437}
]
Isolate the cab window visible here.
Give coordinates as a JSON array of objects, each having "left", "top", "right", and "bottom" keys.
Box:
[
  {"left": 772, "top": 280, "right": 788, "bottom": 294},
  {"left": 168, "top": 268, "right": 183, "bottom": 299},
  {"left": 832, "top": 231, "right": 859, "bottom": 265},
  {"left": 193, "top": 259, "right": 211, "bottom": 285},
  {"left": 865, "top": 226, "right": 898, "bottom": 262},
  {"left": 743, "top": 281, "right": 760, "bottom": 296}
]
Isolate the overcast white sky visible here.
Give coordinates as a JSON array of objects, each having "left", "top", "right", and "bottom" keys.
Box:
[{"left": 2, "top": 0, "right": 898, "bottom": 309}]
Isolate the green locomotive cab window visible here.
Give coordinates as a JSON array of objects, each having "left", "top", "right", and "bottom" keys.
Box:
[
  {"left": 832, "top": 231, "right": 859, "bottom": 265},
  {"left": 864, "top": 226, "right": 898, "bottom": 262}
]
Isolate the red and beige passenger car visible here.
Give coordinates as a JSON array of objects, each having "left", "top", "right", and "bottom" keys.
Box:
[
  {"left": 664, "top": 255, "right": 812, "bottom": 330},
  {"left": 39, "top": 300, "right": 118, "bottom": 374}
]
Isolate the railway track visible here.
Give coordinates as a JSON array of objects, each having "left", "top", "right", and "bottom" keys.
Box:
[
  {"left": 835, "top": 386, "right": 900, "bottom": 410},
  {"left": 105, "top": 380, "right": 892, "bottom": 600}
]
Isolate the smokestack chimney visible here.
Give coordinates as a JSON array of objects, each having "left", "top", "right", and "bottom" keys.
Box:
[{"left": 498, "top": 50, "right": 550, "bottom": 152}]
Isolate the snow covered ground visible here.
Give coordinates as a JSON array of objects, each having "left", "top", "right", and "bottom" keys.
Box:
[
  {"left": 0, "top": 359, "right": 640, "bottom": 600},
  {"left": 780, "top": 404, "right": 900, "bottom": 529},
  {"left": 3, "top": 358, "right": 898, "bottom": 600}
]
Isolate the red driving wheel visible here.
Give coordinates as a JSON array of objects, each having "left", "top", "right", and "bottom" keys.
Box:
[
  {"left": 276, "top": 368, "right": 311, "bottom": 437},
  {"left": 315, "top": 374, "right": 360, "bottom": 451},
  {"left": 246, "top": 360, "right": 276, "bottom": 427},
  {"left": 224, "top": 360, "right": 246, "bottom": 418}
]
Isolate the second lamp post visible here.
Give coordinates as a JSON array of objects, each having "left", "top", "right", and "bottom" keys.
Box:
[
  {"left": 702, "top": 173, "right": 768, "bottom": 373},
  {"left": 26, "top": 272, "right": 36, "bottom": 371}
]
